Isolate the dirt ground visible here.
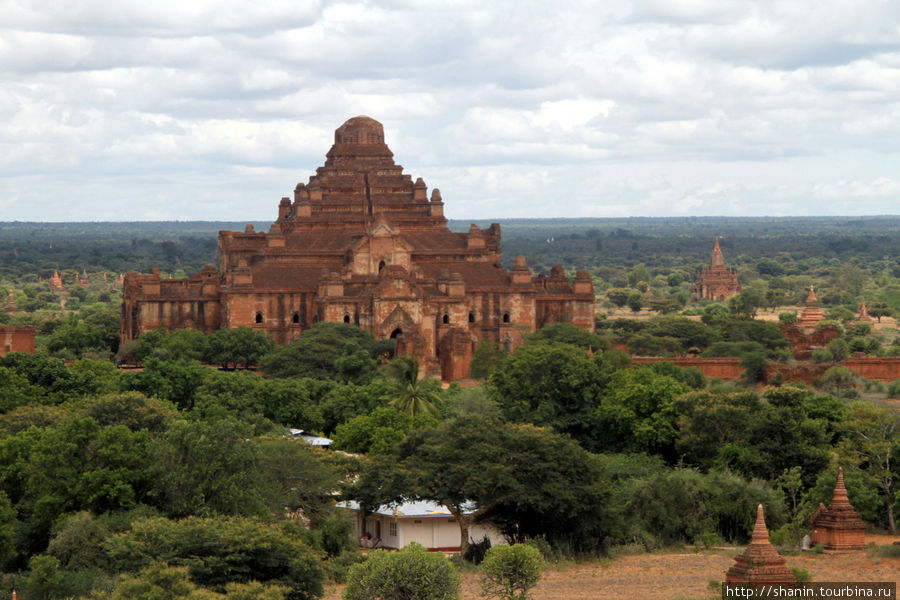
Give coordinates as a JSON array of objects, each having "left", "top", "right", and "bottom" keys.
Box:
[{"left": 322, "top": 534, "right": 900, "bottom": 600}]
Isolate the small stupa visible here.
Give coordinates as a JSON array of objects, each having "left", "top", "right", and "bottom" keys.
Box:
[
  {"left": 797, "top": 286, "right": 824, "bottom": 332},
  {"left": 857, "top": 303, "right": 873, "bottom": 323},
  {"left": 78, "top": 269, "right": 90, "bottom": 286},
  {"left": 4, "top": 290, "right": 17, "bottom": 314},
  {"left": 726, "top": 504, "right": 796, "bottom": 586},
  {"left": 809, "top": 468, "right": 866, "bottom": 551}
]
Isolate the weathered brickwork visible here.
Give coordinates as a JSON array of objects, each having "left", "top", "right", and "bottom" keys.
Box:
[
  {"left": 0, "top": 326, "right": 35, "bottom": 356},
  {"left": 122, "top": 116, "right": 595, "bottom": 379},
  {"left": 725, "top": 504, "right": 796, "bottom": 586},
  {"left": 693, "top": 238, "right": 741, "bottom": 301},
  {"left": 809, "top": 468, "right": 866, "bottom": 551}
]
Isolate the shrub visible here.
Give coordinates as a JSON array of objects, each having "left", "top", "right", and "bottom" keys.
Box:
[
  {"left": 887, "top": 380, "right": 900, "bottom": 399},
  {"left": 480, "top": 544, "right": 543, "bottom": 600},
  {"left": 344, "top": 543, "right": 459, "bottom": 600}
]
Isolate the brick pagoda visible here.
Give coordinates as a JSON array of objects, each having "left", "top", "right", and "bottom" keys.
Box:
[
  {"left": 797, "top": 286, "right": 825, "bottom": 332},
  {"left": 809, "top": 468, "right": 866, "bottom": 551},
  {"left": 122, "top": 116, "right": 595, "bottom": 380},
  {"left": 693, "top": 238, "right": 741, "bottom": 301},
  {"left": 4, "top": 290, "right": 17, "bottom": 314},
  {"left": 857, "top": 303, "right": 873, "bottom": 323},
  {"left": 725, "top": 504, "right": 796, "bottom": 586},
  {"left": 49, "top": 270, "right": 64, "bottom": 291}
]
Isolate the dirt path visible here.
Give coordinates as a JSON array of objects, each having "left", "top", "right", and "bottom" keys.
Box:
[{"left": 322, "top": 534, "right": 900, "bottom": 600}]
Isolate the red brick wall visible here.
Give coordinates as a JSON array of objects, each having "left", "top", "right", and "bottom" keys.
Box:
[
  {"left": 0, "top": 326, "right": 36, "bottom": 356},
  {"left": 631, "top": 357, "right": 744, "bottom": 379}
]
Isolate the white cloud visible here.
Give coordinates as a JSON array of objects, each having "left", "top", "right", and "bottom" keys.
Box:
[{"left": 0, "top": 0, "right": 898, "bottom": 220}]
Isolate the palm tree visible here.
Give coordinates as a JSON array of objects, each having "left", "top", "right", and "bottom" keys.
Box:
[{"left": 385, "top": 356, "right": 442, "bottom": 418}]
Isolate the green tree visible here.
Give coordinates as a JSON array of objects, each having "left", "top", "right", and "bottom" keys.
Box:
[
  {"left": 254, "top": 436, "right": 341, "bottom": 526},
  {"left": 105, "top": 562, "right": 218, "bottom": 599},
  {"left": 626, "top": 292, "right": 643, "bottom": 313},
  {"left": 105, "top": 516, "right": 322, "bottom": 599},
  {"left": 69, "top": 358, "right": 124, "bottom": 396},
  {"left": 525, "top": 322, "right": 608, "bottom": 351},
  {"left": 819, "top": 366, "right": 858, "bottom": 397},
  {"left": 27, "top": 554, "right": 63, "bottom": 600},
  {"left": 479, "top": 544, "right": 542, "bottom": 600},
  {"left": 868, "top": 302, "right": 893, "bottom": 322},
  {"left": 488, "top": 344, "right": 606, "bottom": 447},
  {"left": 47, "top": 511, "right": 112, "bottom": 571},
  {"left": 332, "top": 407, "right": 416, "bottom": 455},
  {"left": 46, "top": 317, "right": 107, "bottom": 359},
  {"left": 81, "top": 392, "right": 178, "bottom": 432},
  {"left": 260, "top": 323, "right": 378, "bottom": 380},
  {"left": 0, "top": 366, "right": 46, "bottom": 412},
  {"left": 469, "top": 340, "right": 507, "bottom": 380},
  {"left": 728, "top": 289, "right": 764, "bottom": 318},
  {"left": 384, "top": 357, "right": 443, "bottom": 418},
  {"left": 595, "top": 367, "right": 689, "bottom": 459},
  {"left": 355, "top": 418, "right": 607, "bottom": 555},
  {"left": 343, "top": 543, "right": 459, "bottom": 600},
  {"left": 205, "top": 327, "right": 275, "bottom": 370},
  {"left": 740, "top": 350, "right": 768, "bottom": 383},
  {"left": 826, "top": 338, "right": 849, "bottom": 363},
  {"left": 124, "top": 358, "right": 207, "bottom": 410},
  {"left": 0, "top": 491, "right": 15, "bottom": 567},
  {"left": 605, "top": 288, "right": 632, "bottom": 308},
  {"left": 149, "top": 418, "right": 265, "bottom": 518},
  {"left": 837, "top": 402, "right": 900, "bottom": 533}
]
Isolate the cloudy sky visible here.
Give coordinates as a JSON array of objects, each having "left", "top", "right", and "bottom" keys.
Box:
[{"left": 2, "top": 0, "right": 899, "bottom": 222}]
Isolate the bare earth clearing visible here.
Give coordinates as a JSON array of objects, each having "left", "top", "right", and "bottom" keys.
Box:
[{"left": 322, "top": 534, "right": 899, "bottom": 600}]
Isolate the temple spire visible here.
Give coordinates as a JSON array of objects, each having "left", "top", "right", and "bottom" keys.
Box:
[
  {"left": 832, "top": 467, "right": 850, "bottom": 506},
  {"left": 725, "top": 503, "right": 795, "bottom": 585},
  {"left": 710, "top": 237, "right": 725, "bottom": 267},
  {"left": 751, "top": 503, "right": 769, "bottom": 544}
]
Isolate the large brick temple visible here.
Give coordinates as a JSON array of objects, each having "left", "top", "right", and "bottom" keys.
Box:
[
  {"left": 692, "top": 238, "right": 741, "bottom": 301},
  {"left": 122, "top": 116, "right": 595, "bottom": 379}
]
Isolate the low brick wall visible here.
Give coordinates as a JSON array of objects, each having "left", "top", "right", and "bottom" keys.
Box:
[
  {"left": 631, "top": 357, "right": 744, "bottom": 379},
  {"left": 632, "top": 355, "right": 900, "bottom": 384},
  {"left": 843, "top": 358, "right": 900, "bottom": 382}
]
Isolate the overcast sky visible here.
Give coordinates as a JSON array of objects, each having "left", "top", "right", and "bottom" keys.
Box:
[{"left": 2, "top": 0, "right": 899, "bottom": 222}]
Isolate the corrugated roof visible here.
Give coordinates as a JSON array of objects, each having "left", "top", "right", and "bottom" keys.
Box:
[{"left": 338, "top": 500, "right": 476, "bottom": 517}]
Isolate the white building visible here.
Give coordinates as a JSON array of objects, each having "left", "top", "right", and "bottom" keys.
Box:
[{"left": 339, "top": 500, "right": 505, "bottom": 551}]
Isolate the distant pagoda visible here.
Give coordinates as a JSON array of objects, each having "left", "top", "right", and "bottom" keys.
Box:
[
  {"left": 4, "top": 290, "right": 17, "bottom": 314},
  {"left": 809, "top": 468, "right": 866, "bottom": 551},
  {"left": 693, "top": 238, "right": 741, "bottom": 301},
  {"left": 797, "top": 286, "right": 825, "bottom": 332},
  {"left": 725, "top": 504, "right": 796, "bottom": 586},
  {"left": 49, "top": 270, "right": 64, "bottom": 291},
  {"left": 857, "top": 302, "right": 873, "bottom": 323}
]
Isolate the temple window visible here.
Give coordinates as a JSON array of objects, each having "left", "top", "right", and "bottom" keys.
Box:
[
  {"left": 255, "top": 312, "right": 263, "bottom": 324},
  {"left": 502, "top": 312, "right": 510, "bottom": 323},
  {"left": 468, "top": 312, "right": 475, "bottom": 323},
  {"left": 442, "top": 314, "right": 450, "bottom": 325},
  {"left": 343, "top": 314, "right": 351, "bottom": 323},
  {"left": 292, "top": 313, "right": 300, "bottom": 324}
]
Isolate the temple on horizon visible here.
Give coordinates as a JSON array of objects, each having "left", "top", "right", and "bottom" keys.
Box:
[
  {"left": 692, "top": 238, "right": 741, "bottom": 301},
  {"left": 121, "top": 116, "right": 595, "bottom": 380}
]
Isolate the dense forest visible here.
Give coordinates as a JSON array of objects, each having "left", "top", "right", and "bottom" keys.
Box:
[{"left": 0, "top": 218, "right": 898, "bottom": 598}]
